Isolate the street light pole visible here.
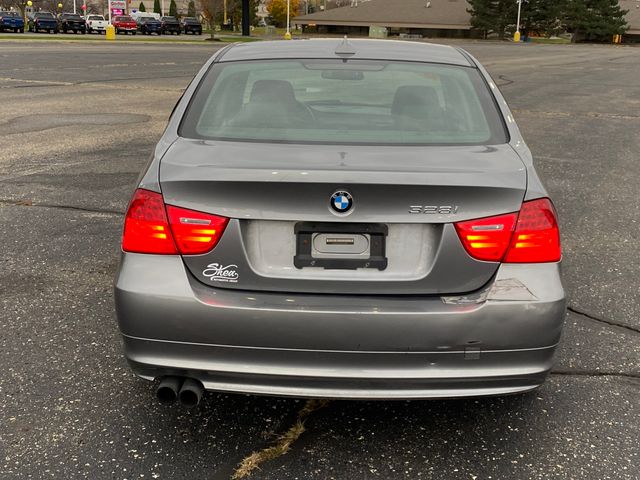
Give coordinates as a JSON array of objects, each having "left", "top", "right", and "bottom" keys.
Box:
[
  {"left": 284, "top": 0, "right": 291, "bottom": 39},
  {"left": 514, "top": 0, "right": 522, "bottom": 42}
]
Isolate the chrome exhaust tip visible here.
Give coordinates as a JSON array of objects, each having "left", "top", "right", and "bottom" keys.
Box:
[
  {"left": 156, "top": 376, "right": 183, "bottom": 405},
  {"left": 178, "top": 378, "right": 204, "bottom": 408}
]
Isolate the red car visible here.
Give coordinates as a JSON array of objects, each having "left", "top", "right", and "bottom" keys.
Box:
[{"left": 112, "top": 15, "right": 137, "bottom": 34}]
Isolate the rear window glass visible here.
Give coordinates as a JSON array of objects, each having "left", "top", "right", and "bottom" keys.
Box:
[
  {"left": 36, "top": 13, "right": 54, "bottom": 18},
  {"left": 180, "top": 59, "right": 507, "bottom": 146}
]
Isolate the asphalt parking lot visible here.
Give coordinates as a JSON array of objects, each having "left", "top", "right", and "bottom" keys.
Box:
[{"left": 1, "top": 40, "right": 639, "bottom": 479}]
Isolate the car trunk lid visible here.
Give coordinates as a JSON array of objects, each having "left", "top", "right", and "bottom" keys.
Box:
[{"left": 159, "top": 139, "right": 527, "bottom": 295}]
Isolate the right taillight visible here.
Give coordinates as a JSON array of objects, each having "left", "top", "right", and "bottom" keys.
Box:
[
  {"left": 504, "top": 198, "right": 561, "bottom": 263},
  {"left": 455, "top": 198, "right": 561, "bottom": 263}
]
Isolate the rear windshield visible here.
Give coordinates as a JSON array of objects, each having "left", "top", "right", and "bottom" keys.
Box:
[
  {"left": 184, "top": 17, "right": 199, "bottom": 22},
  {"left": 180, "top": 59, "right": 508, "bottom": 146},
  {"left": 88, "top": 15, "right": 104, "bottom": 20},
  {"left": 2, "top": 11, "right": 20, "bottom": 17},
  {"left": 115, "top": 16, "right": 132, "bottom": 21},
  {"left": 35, "top": 12, "right": 54, "bottom": 18},
  {"left": 63, "top": 14, "right": 81, "bottom": 19}
]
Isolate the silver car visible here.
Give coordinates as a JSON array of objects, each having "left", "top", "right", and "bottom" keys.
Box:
[{"left": 114, "top": 39, "right": 565, "bottom": 406}]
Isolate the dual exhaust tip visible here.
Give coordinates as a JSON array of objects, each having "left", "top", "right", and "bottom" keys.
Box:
[{"left": 156, "top": 376, "right": 204, "bottom": 408}]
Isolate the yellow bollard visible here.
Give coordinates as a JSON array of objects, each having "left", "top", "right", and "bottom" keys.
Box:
[
  {"left": 106, "top": 24, "right": 116, "bottom": 40},
  {"left": 513, "top": 31, "right": 521, "bottom": 43},
  {"left": 284, "top": 31, "right": 292, "bottom": 40}
]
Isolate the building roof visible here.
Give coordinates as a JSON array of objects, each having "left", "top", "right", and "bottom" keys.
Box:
[
  {"left": 218, "top": 39, "right": 473, "bottom": 66},
  {"left": 621, "top": 0, "right": 640, "bottom": 34},
  {"left": 294, "top": 0, "right": 472, "bottom": 30}
]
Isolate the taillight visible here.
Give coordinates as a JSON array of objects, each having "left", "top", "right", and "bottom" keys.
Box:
[
  {"left": 166, "top": 205, "right": 229, "bottom": 255},
  {"left": 455, "top": 198, "right": 561, "bottom": 263},
  {"left": 122, "top": 189, "right": 177, "bottom": 254},
  {"left": 504, "top": 198, "right": 561, "bottom": 263},
  {"left": 121, "top": 188, "right": 229, "bottom": 255},
  {"left": 454, "top": 212, "right": 517, "bottom": 262}
]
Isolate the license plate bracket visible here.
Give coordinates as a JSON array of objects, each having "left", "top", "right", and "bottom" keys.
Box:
[{"left": 294, "top": 222, "right": 388, "bottom": 270}]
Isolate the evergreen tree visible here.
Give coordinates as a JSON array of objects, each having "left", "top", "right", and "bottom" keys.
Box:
[
  {"left": 169, "top": 0, "right": 177, "bottom": 16},
  {"left": 139, "top": 1, "right": 146, "bottom": 11},
  {"left": 187, "top": 0, "right": 196, "bottom": 17},
  {"left": 153, "top": 0, "right": 161, "bottom": 14},
  {"left": 522, "top": 0, "right": 567, "bottom": 37},
  {"left": 564, "top": 0, "right": 628, "bottom": 42},
  {"left": 466, "top": 0, "right": 518, "bottom": 39}
]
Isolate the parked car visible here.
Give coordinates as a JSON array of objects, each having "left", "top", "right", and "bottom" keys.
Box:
[
  {"left": 114, "top": 39, "right": 566, "bottom": 407},
  {"left": 28, "top": 12, "right": 58, "bottom": 33},
  {"left": 160, "top": 16, "right": 180, "bottom": 35},
  {"left": 136, "top": 15, "right": 161, "bottom": 35},
  {"left": 0, "top": 11, "right": 25, "bottom": 33},
  {"left": 112, "top": 15, "right": 137, "bottom": 35},
  {"left": 180, "top": 16, "right": 201, "bottom": 35},
  {"left": 85, "top": 14, "right": 107, "bottom": 33},
  {"left": 58, "top": 12, "right": 86, "bottom": 34}
]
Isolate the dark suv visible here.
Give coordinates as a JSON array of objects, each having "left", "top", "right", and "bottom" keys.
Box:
[
  {"left": 180, "top": 16, "right": 202, "bottom": 35},
  {"left": 28, "top": 12, "right": 58, "bottom": 33},
  {"left": 160, "top": 16, "right": 180, "bottom": 35},
  {"left": 137, "top": 15, "right": 161, "bottom": 35},
  {"left": 58, "top": 12, "right": 86, "bottom": 34}
]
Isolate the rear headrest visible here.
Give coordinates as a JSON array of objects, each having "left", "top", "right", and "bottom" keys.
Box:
[
  {"left": 250, "top": 80, "right": 297, "bottom": 104},
  {"left": 391, "top": 85, "right": 442, "bottom": 117}
]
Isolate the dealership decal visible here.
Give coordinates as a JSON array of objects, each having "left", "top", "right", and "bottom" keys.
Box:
[{"left": 203, "top": 263, "right": 239, "bottom": 283}]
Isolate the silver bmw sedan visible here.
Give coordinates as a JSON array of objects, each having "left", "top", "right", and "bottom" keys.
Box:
[{"left": 114, "top": 39, "right": 565, "bottom": 407}]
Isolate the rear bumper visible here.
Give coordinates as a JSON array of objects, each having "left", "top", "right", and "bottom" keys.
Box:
[{"left": 115, "top": 254, "right": 566, "bottom": 399}]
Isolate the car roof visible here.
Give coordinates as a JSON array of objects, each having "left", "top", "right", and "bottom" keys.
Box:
[{"left": 218, "top": 39, "right": 473, "bottom": 67}]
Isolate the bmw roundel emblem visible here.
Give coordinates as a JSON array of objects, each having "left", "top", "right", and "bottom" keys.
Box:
[{"left": 330, "top": 190, "right": 353, "bottom": 215}]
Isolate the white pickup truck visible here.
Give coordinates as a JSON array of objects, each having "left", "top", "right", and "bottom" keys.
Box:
[{"left": 85, "top": 14, "right": 108, "bottom": 33}]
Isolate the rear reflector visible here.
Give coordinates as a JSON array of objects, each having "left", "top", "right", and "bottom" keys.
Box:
[
  {"left": 122, "top": 189, "right": 177, "bottom": 254},
  {"left": 166, "top": 205, "right": 229, "bottom": 255},
  {"left": 122, "top": 188, "right": 229, "bottom": 255},
  {"left": 455, "top": 198, "right": 561, "bottom": 263}
]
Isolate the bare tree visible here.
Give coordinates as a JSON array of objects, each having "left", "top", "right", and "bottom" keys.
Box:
[{"left": 199, "top": 0, "right": 224, "bottom": 38}]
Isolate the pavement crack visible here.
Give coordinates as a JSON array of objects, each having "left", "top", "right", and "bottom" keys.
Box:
[
  {"left": 231, "top": 399, "right": 330, "bottom": 479},
  {"left": 496, "top": 75, "right": 514, "bottom": 87},
  {"left": 568, "top": 306, "right": 640, "bottom": 335},
  {"left": 0, "top": 199, "right": 123, "bottom": 216}
]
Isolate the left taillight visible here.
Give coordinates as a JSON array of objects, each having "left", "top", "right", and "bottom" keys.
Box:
[
  {"left": 165, "top": 204, "right": 229, "bottom": 255},
  {"left": 122, "top": 189, "right": 177, "bottom": 254},
  {"left": 122, "top": 188, "right": 228, "bottom": 255}
]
